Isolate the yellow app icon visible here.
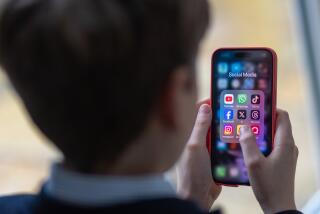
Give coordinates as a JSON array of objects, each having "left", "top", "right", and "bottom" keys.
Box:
[{"left": 237, "top": 125, "right": 245, "bottom": 136}]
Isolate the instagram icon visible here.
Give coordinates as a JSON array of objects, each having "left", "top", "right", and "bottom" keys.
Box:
[{"left": 223, "top": 124, "right": 234, "bottom": 136}]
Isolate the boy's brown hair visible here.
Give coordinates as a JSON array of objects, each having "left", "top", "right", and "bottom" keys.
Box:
[{"left": 0, "top": 0, "right": 209, "bottom": 172}]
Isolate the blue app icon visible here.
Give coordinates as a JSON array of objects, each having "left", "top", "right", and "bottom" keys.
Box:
[
  {"left": 258, "top": 141, "right": 267, "bottom": 153},
  {"left": 218, "top": 63, "right": 228, "bottom": 74},
  {"left": 223, "top": 109, "right": 234, "bottom": 120},
  {"left": 217, "top": 78, "right": 228, "bottom": 89},
  {"left": 259, "top": 144, "right": 267, "bottom": 153},
  {"left": 217, "top": 141, "right": 227, "bottom": 151},
  {"left": 243, "top": 78, "right": 255, "bottom": 89},
  {"left": 231, "top": 62, "right": 242, "bottom": 73}
]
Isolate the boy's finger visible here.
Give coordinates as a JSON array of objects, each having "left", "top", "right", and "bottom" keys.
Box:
[
  {"left": 272, "top": 110, "right": 297, "bottom": 158},
  {"left": 196, "top": 98, "right": 210, "bottom": 109},
  {"left": 189, "top": 104, "right": 212, "bottom": 146},
  {"left": 274, "top": 110, "right": 294, "bottom": 147},
  {"left": 239, "top": 126, "right": 265, "bottom": 168}
]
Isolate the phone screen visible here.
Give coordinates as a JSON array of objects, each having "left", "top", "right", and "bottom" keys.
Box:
[{"left": 211, "top": 48, "right": 275, "bottom": 185}]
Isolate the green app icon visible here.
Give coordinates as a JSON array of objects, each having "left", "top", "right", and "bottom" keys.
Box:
[
  {"left": 215, "top": 166, "right": 226, "bottom": 178},
  {"left": 237, "top": 94, "right": 247, "bottom": 104}
]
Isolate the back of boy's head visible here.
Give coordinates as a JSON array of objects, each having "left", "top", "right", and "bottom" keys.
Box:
[{"left": 0, "top": 0, "right": 209, "bottom": 172}]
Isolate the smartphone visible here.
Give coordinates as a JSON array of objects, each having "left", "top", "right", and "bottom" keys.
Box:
[{"left": 210, "top": 48, "right": 277, "bottom": 186}]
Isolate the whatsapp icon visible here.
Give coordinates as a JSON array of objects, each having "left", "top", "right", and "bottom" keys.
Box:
[{"left": 237, "top": 94, "right": 247, "bottom": 104}]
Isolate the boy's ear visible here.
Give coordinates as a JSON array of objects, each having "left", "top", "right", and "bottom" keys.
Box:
[{"left": 158, "top": 66, "right": 192, "bottom": 129}]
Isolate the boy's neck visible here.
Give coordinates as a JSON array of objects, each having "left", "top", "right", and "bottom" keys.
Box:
[{"left": 63, "top": 140, "right": 169, "bottom": 176}]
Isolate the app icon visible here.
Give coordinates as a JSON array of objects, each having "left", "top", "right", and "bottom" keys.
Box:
[
  {"left": 224, "top": 94, "right": 234, "bottom": 104},
  {"left": 215, "top": 166, "right": 226, "bottom": 178},
  {"left": 231, "top": 62, "right": 242, "bottom": 73},
  {"left": 217, "top": 141, "right": 227, "bottom": 151},
  {"left": 259, "top": 141, "right": 267, "bottom": 153},
  {"left": 251, "top": 94, "right": 260, "bottom": 104},
  {"left": 218, "top": 62, "right": 228, "bottom": 74},
  {"left": 244, "top": 62, "right": 255, "bottom": 73},
  {"left": 251, "top": 110, "right": 260, "bottom": 120},
  {"left": 258, "top": 79, "right": 268, "bottom": 90},
  {"left": 243, "top": 79, "right": 254, "bottom": 89},
  {"left": 237, "top": 125, "right": 246, "bottom": 136},
  {"left": 223, "top": 109, "right": 234, "bottom": 120},
  {"left": 223, "top": 124, "right": 234, "bottom": 136},
  {"left": 251, "top": 125, "right": 260, "bottom": 135},
  {"left": 258, "top": 63, "right": 268, "bottom": 76},
  {"left": 230, "top": 143, "right": 238, "bottom": 150},
  {"left": 217, "top": 78, "right": 228, "bottom": 89},
  {"left": 229, "top": 167, "right": 240, "bottom": 177},
  {"left": 231, "top": 79, "right": 241, "bottom": 89},
  {"left": 237, "top": 110, "right": 247, "bottom": 120},
  {"left": 259, "top": 145, "right": 267, "bottom": 153},
  {"left": 237, "top": 94, "right": 248, "bottom": 104}
]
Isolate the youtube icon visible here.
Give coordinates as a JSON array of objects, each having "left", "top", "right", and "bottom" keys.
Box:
[{"left": 224, "top": 94, "right": 234, "bottom": 104}]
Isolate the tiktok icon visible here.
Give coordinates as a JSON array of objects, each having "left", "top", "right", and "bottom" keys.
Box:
[{"left": 251, "top": 94, "right": 260, "bottom": 104}]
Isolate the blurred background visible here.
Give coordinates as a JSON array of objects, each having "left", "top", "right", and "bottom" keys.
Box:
[{"left": 0, "top": 0, "right": 318, "bottom": 213}]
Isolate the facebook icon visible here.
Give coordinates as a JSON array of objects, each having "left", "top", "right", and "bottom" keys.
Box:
[{"left": 223, "top": 109, "right": 234, "bottom": 120}]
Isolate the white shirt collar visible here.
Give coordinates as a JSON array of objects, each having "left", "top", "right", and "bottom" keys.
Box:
[{"left": 45, "top": 163, "right": 176, "bottom": 207}]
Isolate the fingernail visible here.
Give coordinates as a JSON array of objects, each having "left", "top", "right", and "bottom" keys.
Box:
[
  {"left": 199, "top": 105, "right": 211, "bottom": 114},
  {"left": 240, "top": 126, "right": 249, "bottom": 134}
]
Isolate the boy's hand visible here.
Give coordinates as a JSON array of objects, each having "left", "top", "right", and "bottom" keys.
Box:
[
  {"left": 239, "top": 110, "right": 298, "bottom": 214},
  {"left": 176, "top": 103, "right": 221, "bottom": 211}
]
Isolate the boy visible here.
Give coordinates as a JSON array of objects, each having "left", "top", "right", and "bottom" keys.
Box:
[{"left": 0, "top": 0, "right": 300, "bottom": 213}]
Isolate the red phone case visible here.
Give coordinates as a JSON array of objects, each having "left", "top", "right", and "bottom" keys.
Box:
[{"left": 207, "top": 47, "right": 277, "bottom": 187}]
